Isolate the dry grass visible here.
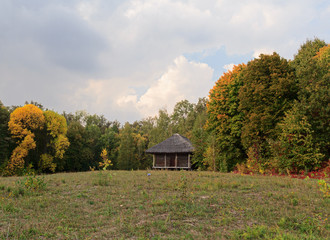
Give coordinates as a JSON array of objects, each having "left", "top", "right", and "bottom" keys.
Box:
[{"left": 0, "top": 170, "right": 329, "bottom": 239}]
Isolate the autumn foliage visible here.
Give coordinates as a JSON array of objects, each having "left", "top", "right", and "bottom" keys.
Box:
[
  {"left": 206, "top": 64, "right": 246, "bottom": 171},
  {"left": 208, "top": 39, "right": 329, "bottom": 175},
  {"left": 40, "top": 110, "right": 70, "bottom": 172},
  {"left": 4, "top": 105, "right": 69, "bottom": 175},
  {"left": 0, "top": 38, "right": 328, "bottom": 176},
  {"left": 6, "top": 104, "right": 45, "bottom": 175}
]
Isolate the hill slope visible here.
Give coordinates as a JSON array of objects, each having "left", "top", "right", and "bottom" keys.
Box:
[{"left": 0, "top": 171, "right": 329, "bottom": 239}]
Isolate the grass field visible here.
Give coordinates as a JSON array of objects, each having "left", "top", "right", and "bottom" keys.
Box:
[{"left": 0, "top": 170, "right": 329, "bottom": 239}]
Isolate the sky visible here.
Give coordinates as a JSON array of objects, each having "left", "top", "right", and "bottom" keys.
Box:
[{"left": 0, "top": 0, "right": 329, "bottom": 123}]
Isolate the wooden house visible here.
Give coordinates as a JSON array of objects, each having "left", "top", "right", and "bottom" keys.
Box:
[{"left": 146, "top": 134, "right": 194, "bottom": 169}]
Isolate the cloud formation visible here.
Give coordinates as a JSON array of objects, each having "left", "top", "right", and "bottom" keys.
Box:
[
  {"left": 117, "top": 56, "right": 213, "bottom": 118},
  {"left": 0, "top": 0, "right": 329, "bottom": 122}
]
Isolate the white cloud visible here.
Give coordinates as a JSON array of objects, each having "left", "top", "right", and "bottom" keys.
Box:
[
  {"left": 223, "top": 63, "right": 235, "bottom": 71},
  {"left": 253, "top": 48, "right": 275, "bottom": 58},
  {"left": 0, "top": 0, "right": 329, "bottom": 122},
  {"left": 68, "top": 78, "right": 138, "bottom": 119},
  {"left": 117, "top": 56, "right": 214, "bottom": 118}
]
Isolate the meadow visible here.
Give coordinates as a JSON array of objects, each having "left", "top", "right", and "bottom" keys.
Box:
[{"left": 0, "top": 170, "right": 329, "bottom": 239}]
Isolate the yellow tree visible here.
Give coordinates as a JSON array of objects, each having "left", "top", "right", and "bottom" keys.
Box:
[
  {"left": 40, "top": 110, "right": 70, "bottom": 172},
  {"left": 6, "top": 104, "right": 45, "bottom": 175}
]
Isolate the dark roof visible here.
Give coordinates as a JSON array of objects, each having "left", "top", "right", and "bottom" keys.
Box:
[{"left": 146, "top": 133, "right": 194, "bottom": 154}]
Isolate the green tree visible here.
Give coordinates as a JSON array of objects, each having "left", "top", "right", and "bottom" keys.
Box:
[
  {"left": 133, "top": 132, "right": 150, "bottom": 169},
  {"left": 207, "top": 65, "right": 246, "bottom": 171},
  {"left": 269, "top": 106, "right": 324, "bottom": 173},
  {"left": 203, "top": 133, "right": 220, "bottom": 171},
  {"left": 291, "top": 38, "right": 326, "bottom": 80},
  {"left": 63, "top": 111, "right": 119, "bottom": 171},
  {"left": 99, "top": 127, "right": 120, "bottom": 169},
  {"left": 148, "top": 109, "right": 172, "bottom": 148},
  {"left": 85, "top": 124, "right": 102, "bottom": 164},
  {"left": 64, "top": 121, "right": 93, "bottom": 171},
  {"left": 171, "top": 100, "right": 194, "bottom": 136},
  {"left": 238, "top": 53, "right": 297, "bottom": 162},
  {"left": 0, "top": 101, "right": 11, "bottom": 166},
  {"left": 190, "top": 98, "right": 208, "bottom": 170},
  {"left": 291, "top": 39, "right": 329, "bottom": 161},
  {"left": 117, "top": 123, "right": 137, "bottom": 170}
]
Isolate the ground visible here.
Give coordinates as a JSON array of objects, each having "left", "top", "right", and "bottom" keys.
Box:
[{"left": 0, "top": 170, "right": 329, "bottom": 239}]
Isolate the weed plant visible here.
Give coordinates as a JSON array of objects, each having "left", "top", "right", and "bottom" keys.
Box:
[{"left": 16, "top": 174, "right": 46, "bottom": 191}]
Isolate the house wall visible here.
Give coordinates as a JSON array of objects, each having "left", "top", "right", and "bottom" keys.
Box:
[
  {"left": 153, "top": 153, "right": 190, "bottom": 169},
  {"left": 155, "top": 154, "right": 165, "bottom": 167},
  {"left": 177, "top": 153, "right": 188, "bottom": 167}
]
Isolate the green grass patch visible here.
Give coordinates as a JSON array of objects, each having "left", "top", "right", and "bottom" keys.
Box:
[{"left": 0, "top": 170, "right": 329, "bottom": 239}]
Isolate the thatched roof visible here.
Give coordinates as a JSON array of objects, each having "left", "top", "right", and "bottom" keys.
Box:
[{"left": 146, "top": 133, "right": 194, "bottom": 154}]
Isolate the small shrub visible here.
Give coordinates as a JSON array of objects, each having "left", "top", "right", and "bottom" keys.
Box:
[
  {"left": 16, "top": 174, "right": 47, "bottom": 193},
  {"left": 318, "top": 180, "right": 330, "bottom": 198},
  {"left": 99, "top": 148, "right": 113, "bottom": 170},
  {"left": 291, "top": 198, "right": 299, "bottom": 206}
]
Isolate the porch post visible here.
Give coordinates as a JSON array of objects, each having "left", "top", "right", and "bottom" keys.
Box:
[
  {"left": 175, "top": 153, "right": 178, "bottom": 168},
  {"left": 153, "top": 154, "right": 155, "bottom": 168},
  {"left": 188, "top": 154, "right": 191, "bottom": 169},
  {"left": 164, "top": 153, "right": 167, "bottom": 168}
]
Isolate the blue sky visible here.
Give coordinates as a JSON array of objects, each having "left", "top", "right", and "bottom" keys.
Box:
[
  {"left": 0, "top": 0, "right": 329, "bottom": 123},
  {"left": 184, "top": 47, "right": 253, "bottom": 82}
]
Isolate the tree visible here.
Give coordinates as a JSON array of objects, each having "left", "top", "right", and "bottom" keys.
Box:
[
  {"left": 269, "top": 106, "right": 324, "bottom": 173},
  {"left": 5, "top": 105, "right": 70, "bottom": 175},
  {"left": 190, "top": 98, "right": 208, "bottom": 170},
  {"left": 40, "top": 110, "right": 70, "bottom": 172},
  {"left": 117, "top": 123, "right": 137, "bottom": 170},
  {"left": 133, "top": 132, "right": 149, "bottom": 169},
  {"left": 85, "top": 114, "right": 112, "bottom": 134},
  {"left": 291, "top": 39, "right": 329, "bottom": 161},
  {"left": 6, "top": 104, "right": 45, "bottom": 175},
  {"left": 238, "top": 53, "right": 297, "bottom": 162},
  {"left": 64, "top": 121, "right": 93, "bottom": 171},
  {"left": 203, "top": 133, "right": 219, "bottom": 171},
  {"left": 312, "top": 44, "right": 330, "bottom": 160},
  {"left": 171, "top": 100, "right": 194, "bottom": 136},
  {"left": 148, "top": 109, "right": 172, "bottom": 148},
  {"left": 99, "top": 127, "right": 120, "bottom": 169},
  {"left": 0, "top": 101, "right": 11, "bottom": 166},
  {"left": 290, "top": 38, "right": 326, "bottom": 80},
  {"left": 207, "top": 64, "right": 246, "bottom": 171},
  {"left": 85, "top": 123, "right": 102, "bottom": 165}
]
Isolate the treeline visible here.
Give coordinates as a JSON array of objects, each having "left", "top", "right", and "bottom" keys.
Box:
[
  {"left": 207, "top": 38, "right": 329, "bottom": 174},
  {"left": 0, "top": 98, "right": 209, "bottom": 175},
  {"left": 0, "top": 38, "right": 329, "bottom": 175}
]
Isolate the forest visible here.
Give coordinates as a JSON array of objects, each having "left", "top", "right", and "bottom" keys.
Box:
[{"left": 0, "top": 38, "right": 329, "bottom": 176}]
